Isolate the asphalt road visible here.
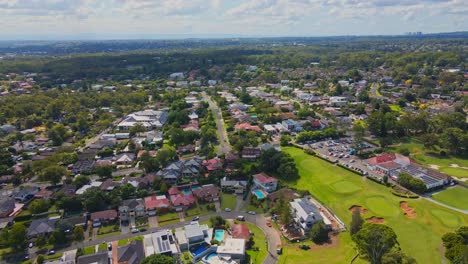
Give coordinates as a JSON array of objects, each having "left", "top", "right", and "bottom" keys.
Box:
[
  {"left": 202, "top": 92, "right": 231, "bottom": 155},
  {"left": 54, "top": 212, "right": 281, "bottom": 264}
]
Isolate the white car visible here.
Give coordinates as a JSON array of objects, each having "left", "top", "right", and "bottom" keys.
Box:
[
  {"left": 224, "top": 208, "right": 231, "bottom": 212},
  {"left": 248, "top": 211, "right": 256, "bottom": 215}
]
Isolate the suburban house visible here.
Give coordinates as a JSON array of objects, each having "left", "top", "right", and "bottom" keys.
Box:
[
  {"left": 114, "top": 153, "right": 135, "bottom": 165},
  {"left": 234, "top": 123, "right": 262, "bottom": 133},
  {"left": 90, "top": 209, "right": 118, "bottom": 227},
  {"left": 0, "top": 198, "right": 15, "bottom": 218},
  {"left": 217, "top": 238, "right": 246, "bottom": 262},
  {"left": 144, "top": 195, "right": 170, "bottom": 216},
  {"left": 253, "top": 173, "right": 278, "bottom": 193},
  {"left": 13, "top": 187, "right": 39, "bottom": 202},
  {"left": 157, "top": 158, "right": 203, "bottom": 182},
  {"left": 119, "top": 199, "right": 145, "bottom": 223},
  {"left": 290, "top": 198, "right": 325, "bottom": 231},
  {"left": 364, "top": 153, "right": 411, "bottom": 176},
  {"left": 170, "top": 193, "right": 196, "bottom": 209},
  {"left": 241, "top": 147, "right": 261, "bottom": 160},
  {"left": 202, "top": 158, "right": 223, "bottom": 172},
  {"left": 77, "top": 251, "right": 109, "bottom": 264},
  {"left": 329, "top": 96, "right": 348, "bottom": 107},
  {"left": 118, "top": 240, "right": 145, "bottom": 264},
  {"left": 117, "top": 110, "right": 168, "bottom": 131},
  {"left": 220, "top": 177, "right": 247, "bottom": 194},
  {"left": 179, "top": 221, "right": 209, "bottom": 247},
  {"left": 144, "top": 230, "right": 179, "bottom": 256},
  {"left": 34, "top": 188, "right": 53, "bottom": 200},
  {"left": 231, "top": 223, "right": 250, "bottom": 241},
  {"left": 282, "top": 119, "right": 302, "bottom": 132},
  {"left": 192, "top": 184, "right": 220, "bottom": 202},
  {"left": 27, "top": 218, "right": 58, "bottom": 238}
]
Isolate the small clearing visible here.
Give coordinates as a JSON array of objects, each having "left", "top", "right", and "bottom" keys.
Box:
[
  {"left": 400, "top": 201, "right": 417, "bottom": 218},
  {"left": 366, "top": 216, "right": 385, "bottom": 224}
]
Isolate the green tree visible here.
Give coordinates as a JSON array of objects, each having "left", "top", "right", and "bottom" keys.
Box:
[
  {"left": 40, "top": 165, "right": 66, "bottom": 185},
  {"left": 47, "top": 123, "right": 68, "bottom": 146},
  {"left": 140, "top": 254, "right": 173, "bottom": 264},
  {"left": 35, "top": 236, "right": 47, "bottom": 249},
  {"left": 442, "top": 226, "right": 468, "bottom": 263},
  {"left": 82, "top": 187, "right": 107, "bottom": 212},
  {"left": 309, "top": 221, "right": 329, "bottom": 244},
  {"left": 95, "top": 165, "right": 113, "bottom": 179},
  {"left": 353, "top": 224, "right": 398, "bottom": 264},
  {"left": 28, "top": 199, "right": 51, "bottom": 214},
  {"left": 160, "top": 181, "right": 168, "bottom": 194},
  {"left": 129, "top": 123, "right": 146, "bottom": 136},
  {"left": 350, "top": 210, "right": 364, "bottom": 235},
  {"left": 37, "top": 255, "right": 45, "bottom": 264},
  {"left": 9, "top": 223, "right": 27, "bottom": 250},
  {"left": 73, "top": 226, "right": 84, "bottom": 241},
  {"left": 73, "top": 175, "right": 90, "bottom": 188}
]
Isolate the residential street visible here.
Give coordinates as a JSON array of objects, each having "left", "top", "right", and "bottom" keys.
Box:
[
  {"left": 55, "top": 212, "right": 281, "bottom": 264},
  {"left": 202, "top": 92, "right": 231, "bottom": 155}
]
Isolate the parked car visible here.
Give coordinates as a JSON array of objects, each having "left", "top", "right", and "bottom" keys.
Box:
[
  {"left": 236, "top": 216, "right": 245, "bottom": 221},
  {"left": 28, "top": 242, "right": 33, "bottom": 248},
  {"left": 108, "top": 243, "right": 112, "bottom": 251},
  {"left": 139, "top": 228, "right": 147, "bottom": 232},
  {"left": 192, "top": 216, "right": 200, "bottom": 221},
  {"left": 131, "top": 228, "right": 139, "bottom": 233},
  {"left": 248, "top": 211, "right": 256, "bottom": 215},
  {"left": 48, "top": 250, "right": 55, "bottom": 255},
  {"left": 224, "top": 208, "right": 231, "bottom": 212}
]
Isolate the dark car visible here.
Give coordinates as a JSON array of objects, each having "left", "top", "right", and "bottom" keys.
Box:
[{"left": 139, "top": 228, "right": 147, "bottom": 232}]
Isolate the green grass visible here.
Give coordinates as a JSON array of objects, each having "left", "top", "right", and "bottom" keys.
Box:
[
  {"left": 43, "top": 252, "right": 63, "bottom": 260},
  {"left": 98, "top": 223, "right": 119, "bottom": 234},
  {"left": 98, "top": 243, "right": 107, "bottom": 251},
  {"left": 119, "top": 236, "right": 143, "bottom": 246},
  {"left": 439, "top": 167, "right": 468, "bottom": 178},
  {"left": 432, "top": 187, "right": 468, "bottom": 211},
  {"left": 282, "top": 147, "right": 468, "bottom": 264},
  {"left": 158, "top": 212, "right": 179, "bottom": 222},
  {"left": 331, "top": 181, "right": 362, "bottom": 194},
  {"left": 221, "top": 193, "right": 237, "bottom": 210},
  {"left": 83, "top": 246, "right": 95, "bottom": 255},
  {"left": 245, "top": 222, "right": 268, "bottom": 264},
  {"left": 185, "top": 204, "right": 213, "bottom": 217},
  {"left": 159, "top": 218, "right": 181, "bottom": 226},
  {"left": 96, "top": 231, "right": 121, "bottom": 239},
  {"left": 389, "top": 104, "right": 403, "bottom": 113}
]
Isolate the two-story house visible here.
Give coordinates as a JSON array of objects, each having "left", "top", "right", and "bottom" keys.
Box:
[{"left": 253, "top": 173, "right": 278, "bottom": 193}]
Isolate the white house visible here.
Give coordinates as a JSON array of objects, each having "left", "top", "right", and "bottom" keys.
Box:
[
  {"left": 290, "top": 198, "right": 324, "bottom": 230},
  {"left": 253, "top": 173, "right": 278, "bottom": 193}
]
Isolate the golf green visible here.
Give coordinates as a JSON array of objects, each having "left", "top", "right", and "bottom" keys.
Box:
[
  {"left": 430, "top": 209, "right": 461, "bottom": 228},
  {"left": 365, "top": 196, "right": 399, "bottom": 217},
  {"left": 283, "top": 147, "right": 468, "bottom": 264},
  {"left": 439, "top": 167, "right": 468, "bottom": 178},
  {"left": 331, "top": 181, "right": 362, "bottom": 194}
]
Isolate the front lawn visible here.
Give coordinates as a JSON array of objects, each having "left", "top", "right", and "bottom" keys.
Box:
[
  {"left": 158, "top": 212, "right": 179, "bottom": 223},
  {"left": 96, "top": 231, "right": 121, "bottom": 239},
  {"left": 83, "top": 246, "right": 95, "bottom": 255},
  {"left": 119, "top": 236, "right": 143, "bottom": 246},
  {"left": 282, "top": 147, "right": 468, "bottom": 264},
  {"left": 98, "top": 223, "right": 119, "bottom": 235},
  {"left": 43, "top": 252, "right": 63, "bottom": 260},
  {"left": 432, "top": 187, "right": 468, "bottom": 211},
  {"left": 135, "top": 217, "right": 148, "bottom": 227},
  {"left": 245, "top": 222, "right": 267, "bottom": 264},
  {"left": 220, "top": 193, "right": 237, "bottom": 210}
]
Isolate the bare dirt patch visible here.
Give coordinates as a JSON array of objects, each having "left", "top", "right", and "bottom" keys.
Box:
[
  {"left": 349, "top": 205, "right": 368, "bottom": 214},
  {"left": 366, "top": 216, "right": 385, "bottom": 224},
  {"left": 400, "top": 201, "right": 417, "bottom": 218},
  {"left": 428, "top": 164, "right": 440, "bottom": 170}
]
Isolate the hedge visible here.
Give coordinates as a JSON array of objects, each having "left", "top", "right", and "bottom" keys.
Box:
[
  {"left": 391, "top": 191, "right": 419, "bottom": 199},
  {"left": 337, "top": 164, "right": 364, "bottom": 176}
]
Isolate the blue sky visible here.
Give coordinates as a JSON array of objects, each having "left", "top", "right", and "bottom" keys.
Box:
[{"left": 0, "top": 0, "right": 466, "bottom": 40}]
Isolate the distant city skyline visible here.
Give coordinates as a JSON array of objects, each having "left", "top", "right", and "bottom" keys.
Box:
[{"left": 0, "top": 0, "right": 466, "bottom": 40}]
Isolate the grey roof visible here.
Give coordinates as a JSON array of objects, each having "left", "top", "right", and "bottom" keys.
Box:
[
  {"left": 118, "top": 240, "right": 144, "bottom": 264},
  {"left": 121, "top": 199, "right": 144, "bottom": 209},
  {"left": 77, "top": 251, "right": 109, "bottom": 264},
  {"left": 185, "top": 223, "right": 207, "bottom": 239},
  {"left": 0, "top": 198, "right": 15, "bottom": 215},
  {"left": 28, "top": 218, "right": 57, "bottom": 237}
]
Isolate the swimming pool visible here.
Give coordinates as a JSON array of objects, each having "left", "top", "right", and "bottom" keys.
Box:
[
  {"left": 214, "top": 229, "right": 225, "bottom": 242},
  {"left": 205, "top": 252, "right": 218, "bottom": 260},
  {"left": 183, "top": 189, "right": 191, "bottom": 195},
  {"left": 253, "top": 189, "right": 266, "bottom": 199},
  {"left": 193, "top": 246, "right": 208, "bottom": 256},
  {"left": 191, "top": 185, "right": 200, "bottom": 191}
]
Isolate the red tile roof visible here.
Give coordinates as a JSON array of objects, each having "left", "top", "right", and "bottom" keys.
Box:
[
  {"left": 90, "top": 209, "right": 117, "bottom": 221},
  {"left": 231, "top": 223, "right": 250, "bottom": 241},
  {"left": 170, "top": 194, "right": 195, "bottom": 207},
  {"left": 253, "top": 173, "right": 277, "bottom": 184},
  {"left": 168, "top": 186, "right": 179, "bottom": 195},
  {"left": 235, "top": 123, "right": 262, "bottom": 132},
  {"left": 144, "top": 195, "right": 169, "bottom": 210},
  {"left": 202, "top": 158, "right": 223, "bottom": 171}
]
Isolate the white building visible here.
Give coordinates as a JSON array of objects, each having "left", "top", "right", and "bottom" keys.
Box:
[
  {"left": 216, "top": 238, "right": 245, "bottom": 261},
  {"left": 329, "top": 96, "right": 348, "bottom": 107},
  {"left": 117, "top": 110, "right": 168, "bottom": 131},
  {"left": 290, "top": 198, "right": 324, "bottom": 230}
]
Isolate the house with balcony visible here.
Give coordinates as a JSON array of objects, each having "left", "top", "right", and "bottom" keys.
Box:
[
  {"left": 290, "top": 198, "right": 325, "bottom": 231},
  {"left": 253, "top": 173, "right": 278, "bottom": 193},
  {"left": 119, "top": 199, "right": 145, "bottom": 223}
]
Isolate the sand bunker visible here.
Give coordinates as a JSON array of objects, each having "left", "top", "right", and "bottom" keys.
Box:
[
  {"left": 349, "top": 205, "right": 368, "bottom": 214},
  {"left": 428, "top": 164, "right": 440, "bottom": 170},
  {"left": 366, "top": 216, "right": 385, "bottom": 224},
  {"left": 400, "top": 201, "right": 417, "bottom": 218}
]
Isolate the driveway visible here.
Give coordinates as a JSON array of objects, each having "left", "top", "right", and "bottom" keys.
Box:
[
  {"left": 214, "top": 200, "right": 221, "bottom": 212},
  {"left": 148, "top": 216, "right": 159, "bottom": 228},
  {"left": 111, "top": 241, "right": 118, "bottom": 264},
  {"left": 120, "top": 221, "right": 130, "bottom": 234},
  {"left": 178, "top": 212, "right": 185, "bottom": 222}
]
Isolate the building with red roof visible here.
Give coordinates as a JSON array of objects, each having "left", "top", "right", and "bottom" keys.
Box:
[
  {"left": 234, "top": 123, "right": 262, "bottom": 133},
  {"left": 253, "top": 173, "right": 278, "bottom": 193},
  {"left": 364, "top": 153, "right": 411, "bottom": 175},
  {"left": 170, "top": 194, "right": 195, "bottom": 209},
  {"left": 202, "top": 158, "right": 223, "bottom": 171},
  {"left": 231, "top": 223, "right": 250, "bottom": 241},
  {"left": 144, "top": 195, "right": 170, "bottom": 215}
]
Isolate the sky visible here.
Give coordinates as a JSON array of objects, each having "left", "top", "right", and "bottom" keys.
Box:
[{"left": 0, "top": 0, "right": 466, "bottom": 40}]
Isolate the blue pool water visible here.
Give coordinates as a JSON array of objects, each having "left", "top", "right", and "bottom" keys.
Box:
[
  {"left": 183, "top": 189, "right": 191, "bottom": 195},
  {"left": 191, "top": 186, "right": 200, "bottom": 191},
  {"left": 206, "top": 253, "right": 218, "bottom": 260},
  {"left": 193, "top": 246, "right": 208, "bottom": 256},
  {"left": 253, "top": 189, "right": 266, "bottom": 199},
  {"left": 214, "top": 229, "right": 225, "bottom": 242}
]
